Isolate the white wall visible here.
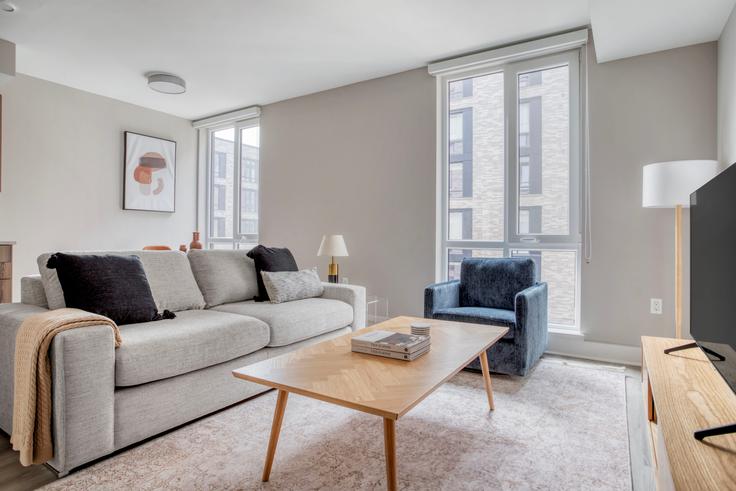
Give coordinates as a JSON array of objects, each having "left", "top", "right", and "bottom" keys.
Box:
[
  {"left": 719, "top": 4, "right": 736, "bottom": 165},
  {"left": 260, "top": 68, "right": 436, "bottom": 317},
  {"left": 0, "top": 74, "right": 198, "bottom": 299},
  {"left": 584, "top": 40, "right": 717, "bottom": 346}
]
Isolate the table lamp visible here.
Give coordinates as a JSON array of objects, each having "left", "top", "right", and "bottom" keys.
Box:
[
  {"left": 317, "top": 235, "right": 349, "bottom": 283},
  {"left": 642, "top": 160, "right": 719, "bottom": 339}
]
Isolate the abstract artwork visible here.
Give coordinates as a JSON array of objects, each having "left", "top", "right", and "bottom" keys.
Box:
[{"left": 123, "top": 131, "right": 176, "bottom": 212}]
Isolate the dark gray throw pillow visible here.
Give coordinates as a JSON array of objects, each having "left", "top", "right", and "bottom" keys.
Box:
[
  {"left": 246, "top": 245, "right": 298, "bottom": 302},
  {"left": 46, "top": 253, "right": 175, "bottom": 325}
]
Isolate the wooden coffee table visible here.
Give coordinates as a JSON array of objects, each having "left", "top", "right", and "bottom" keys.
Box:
[{"left": 232, "top": 316, "right": 508, "bottom": 490}]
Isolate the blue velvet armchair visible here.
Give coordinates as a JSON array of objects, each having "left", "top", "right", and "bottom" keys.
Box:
[{"left": 424, "top": 258, "right": 548, "bottom": 376}]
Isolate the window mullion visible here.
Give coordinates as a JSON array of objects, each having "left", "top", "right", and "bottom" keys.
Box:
[
  {"left": 504, "top": 64, "right": 518, "bottom": 248},
  {"left": 232, "top": 129, "right": 242, "bottom": 248}
]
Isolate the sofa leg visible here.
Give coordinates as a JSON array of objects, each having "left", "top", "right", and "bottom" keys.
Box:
[{"left": 478, "top": 350, "right": 495, "bottom": 411}]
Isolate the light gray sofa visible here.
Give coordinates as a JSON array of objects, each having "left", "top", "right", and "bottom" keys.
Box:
[{"left": 0, "top": 249, "right": 366, "bottom": 476}]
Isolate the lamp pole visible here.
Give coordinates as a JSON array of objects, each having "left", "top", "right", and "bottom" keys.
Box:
[{"left": 675, "top": 204, "right": 682, "bottom": 339}]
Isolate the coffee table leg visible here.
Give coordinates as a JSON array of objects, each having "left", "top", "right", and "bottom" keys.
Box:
[
  {"left": 262, "top": 390, "right": 289, "bottom": 482},
  {"left": 383, "top": 418, "right": 397, "bottom": 491},
  {"left": 479, "top": 350, "right": 495, "bottom": 411}
]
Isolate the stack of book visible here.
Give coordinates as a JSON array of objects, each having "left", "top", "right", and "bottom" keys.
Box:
[{"left": 351, "top": 330, "right": 430, "bottom": 361}]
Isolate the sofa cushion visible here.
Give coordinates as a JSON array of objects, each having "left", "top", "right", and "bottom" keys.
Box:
[
  {"left": 213, "top": 298, "right": 353, "bottom": 347},
  {"left": 115, "top": 310, "right": 269, "bottom": 386},
  {"left": 187, "top": 249, "right": 258, "bottom": 307},
  {"left": 47, "top": 253, "right": 164, "bottom": 326},
  {"left": 246, "top": 245, "right": 299, "bottom": 302},
  {"left": 432, "top": 306, "right": 516, "bottom": 339},
  {"left": 460, "top": 258, "right": 536, "bottom": 310},
  {"left": 261, "top": 269, "right": 324, "bottom": 304},
  {"left": 38, "top": 250, "right": 205, "bottom": 312}
]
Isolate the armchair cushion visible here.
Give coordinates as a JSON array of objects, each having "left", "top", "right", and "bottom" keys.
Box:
[
  {"left": 432, "top": 306, "right": 516, "bottom": 339},
  {"left": 460, "top": 258, "right": 536, "bottom": 310}
]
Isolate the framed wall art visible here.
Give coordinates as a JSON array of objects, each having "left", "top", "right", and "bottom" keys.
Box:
[{"left": 123, "top": 131, "right": 176, "bottom": 212}]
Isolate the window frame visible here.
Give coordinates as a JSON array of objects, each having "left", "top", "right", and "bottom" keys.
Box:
[
  {"left": 205, "top": 117, "right": 260, "bottom": 249},
  {"left": 436, "top": 49, "right": 582, "bottom": 331}
]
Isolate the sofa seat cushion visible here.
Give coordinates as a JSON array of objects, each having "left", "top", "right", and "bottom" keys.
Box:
[
  {"left": 115, "top": 310, "right": 270, "bottom": 386},
  {"left": 432, "top": 306, "right": 516, "bottom": 340},
  {"left": 213, "top": 298, "right": 353, "bottom": 347}
]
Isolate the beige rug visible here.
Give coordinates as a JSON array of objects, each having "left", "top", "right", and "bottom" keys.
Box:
[{"left": 43, "top": 358, "right": 631, "bottom": 490}]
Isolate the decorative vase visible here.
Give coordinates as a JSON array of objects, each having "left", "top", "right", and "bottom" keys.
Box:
[
  {"left": 190, "top": 232, "right": 202, "bottom": 250},
  {"left": 179, "top": 244, "right": 188, "bottom": 253}
]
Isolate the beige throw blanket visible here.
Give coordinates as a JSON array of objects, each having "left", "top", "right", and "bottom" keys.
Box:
[{"left": 11, "top": 308, "right": 121, "bottom": 466}]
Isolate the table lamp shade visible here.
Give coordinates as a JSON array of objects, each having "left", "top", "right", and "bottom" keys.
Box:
[
  {"left": 317, "top": 235, "right": 349, "bottom": 257},
  {"left": 642, "top": 160, "right": 720, "bottom": 208}
]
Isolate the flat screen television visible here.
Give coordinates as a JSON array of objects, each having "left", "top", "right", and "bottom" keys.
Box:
[{"left": 690, "top": 163, "right": 736, "bottom": 397}]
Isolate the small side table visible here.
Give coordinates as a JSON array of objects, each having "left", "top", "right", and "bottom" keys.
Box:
[
  {"left": 0, "top": 242, "right": 14, "bottom": 303},
  {"left": 366, "top": 295, "right": 389, "bottom": 326}
]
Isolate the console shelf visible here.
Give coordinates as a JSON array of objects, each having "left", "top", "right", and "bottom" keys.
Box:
[{"left": 641, "top": 336, "right": 736, "bottom": 490}]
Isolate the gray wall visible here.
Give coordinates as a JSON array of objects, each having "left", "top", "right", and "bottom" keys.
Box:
[
  {"left": 0, "top": 74, "right": 198, "bottom": 298},
  {"left": 584, "top": 41, "right": 717, "bottom": 345},
  {"left": 260, "top": 41, "right": 717, "bottom": 348},
  {"left": 260, "top": 68, "right": 436, "bottom": 317},
  {"left": 719, "top": 4, "right": 736, "bottom": 165}
]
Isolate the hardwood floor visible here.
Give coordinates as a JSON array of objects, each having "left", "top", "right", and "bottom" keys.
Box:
[{"left": 0, "top": 432, "right": 56, "bottom": 491}]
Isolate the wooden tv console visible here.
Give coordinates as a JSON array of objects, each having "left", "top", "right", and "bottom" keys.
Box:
[{"left": 641, "top": 336, "right": 736, "bottom": 490}]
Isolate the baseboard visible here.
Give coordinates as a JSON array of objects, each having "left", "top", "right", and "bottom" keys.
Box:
[{"left": 546, "top": 332, "right": 641, "bottom": 366}]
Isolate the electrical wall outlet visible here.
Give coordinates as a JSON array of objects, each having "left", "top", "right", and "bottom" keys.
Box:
[{"left": 650, "top": 298, "right": 663, "bottom": 315}]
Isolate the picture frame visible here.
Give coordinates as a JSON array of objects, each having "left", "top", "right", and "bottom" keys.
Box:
[{"left": 123, "top": 131, "right": 176, "bottom": 212}]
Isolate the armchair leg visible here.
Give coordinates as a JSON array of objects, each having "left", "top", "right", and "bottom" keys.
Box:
[{"left": 479, "top": 350, "right": 495, "bottom": 411}]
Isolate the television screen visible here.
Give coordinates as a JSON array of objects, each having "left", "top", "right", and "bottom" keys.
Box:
[{"left": 691, "top": 163, "right": 736, "bottom": 394}]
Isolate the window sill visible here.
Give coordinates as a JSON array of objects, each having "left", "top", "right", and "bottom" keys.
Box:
[{"left": 549, "top": 327, "right": 583, "bottom": 337}]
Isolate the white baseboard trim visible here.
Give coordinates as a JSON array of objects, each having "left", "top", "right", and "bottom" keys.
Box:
[{"left": 546, "top": 332, "right": 641, "bottom": 366}]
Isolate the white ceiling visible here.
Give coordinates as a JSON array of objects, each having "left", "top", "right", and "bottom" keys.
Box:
[
  {"left": 590, "top": 0, "right": 735, "bottom": 63},
  {"left": 0, "top": 0, "right": 732, "bottom": 120}
]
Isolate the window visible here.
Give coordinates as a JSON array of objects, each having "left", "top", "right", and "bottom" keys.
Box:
[
  {"left": 206, "top": 121, "right": 260, "bottom": 248},
  {"left": 439, "top": 51, "right": 581, "bottom": 330},
  {"left": 449, "top": 208, "right": 472, "bottom": 240},
  {"left": 449, "top": 107, "right": 473, "bottom": 198},
  {"left": 242, "top": 188, "right": 257, "bottom": 213},
  {"left": 449, "top": 78, "right": 473, "bottom": 100},
  {"left": 215, "top": 152, "right": 227, "bottom": 178},
  {"left": 214, "top": 184, "right": 226, "bottom": 211},
  {"left": 241, "top": 219, "right": 258, "bottom": 234}
]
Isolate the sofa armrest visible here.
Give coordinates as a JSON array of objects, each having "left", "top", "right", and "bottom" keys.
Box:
[
  {"left": 21, "top": 275, "right": 48, "bottom": 308},
  {"left": 514, "top": 283, "right": 549, "bottom": 370},
  {"left": 0, "top": 304, "right": 50, "bottom": 433},
  {"left": 321, "top": 283, "right": 366, "bottom": 330},
  {"left": 424, "top": 280, "right": 460, "bottom": 317},
  {"left": 48, "top": 325, "right": 116, "bottom": 475},
  {"left": 0, "top": 303, "right": 115, "bottom": 475}
]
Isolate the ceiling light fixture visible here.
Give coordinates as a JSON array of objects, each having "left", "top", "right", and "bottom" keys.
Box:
[
  {"left": 0, "top": 2, "right": 16, "bottom": 13},
  {"left": 147, "top": 73, "right": 186, "bottom": 94}
]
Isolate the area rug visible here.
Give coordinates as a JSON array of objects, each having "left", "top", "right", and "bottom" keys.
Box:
[{"left": 42, "top": 358, "right": 631, "bottom": 490}]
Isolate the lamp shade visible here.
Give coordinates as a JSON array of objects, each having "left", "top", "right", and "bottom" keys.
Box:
[
  {"left": 317, "top": 235, "right": 349, "bottom": 257},
  {"left": 642, "top": 160, "right": 720, "bottom": 208}
]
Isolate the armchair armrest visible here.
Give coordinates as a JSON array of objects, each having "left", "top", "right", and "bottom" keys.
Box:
[
  {"left": 320, "top": 283, "right": 366, "bottom": 330},
  {"left": 514, "top": 283, "right": 549, "bottom": 372},
  {"left": 424, "top": 280, "right": 461, "bottom": 317}
]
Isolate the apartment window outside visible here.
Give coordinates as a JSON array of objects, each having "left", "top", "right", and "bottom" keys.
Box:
[
  {"left": 449, "top": 107, "right": 473, "bottom": 198},
  {"left": 215, "top": 152, "right": 227, "bottom": 178},
  {"left": 440, "top": 50, "right": 581, "bottom": 330},
  {"left": 206, "top": 120, "right": 260, "bottom": 249}
]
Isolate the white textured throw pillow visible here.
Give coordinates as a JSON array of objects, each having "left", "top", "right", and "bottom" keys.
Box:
[{"left": 261, "top": 269, "right": 324, "bottom": 304}]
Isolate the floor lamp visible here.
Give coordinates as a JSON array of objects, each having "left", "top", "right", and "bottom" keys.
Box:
[{"left": 642, "top": 160, "right": 719, "bottom": 339}]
